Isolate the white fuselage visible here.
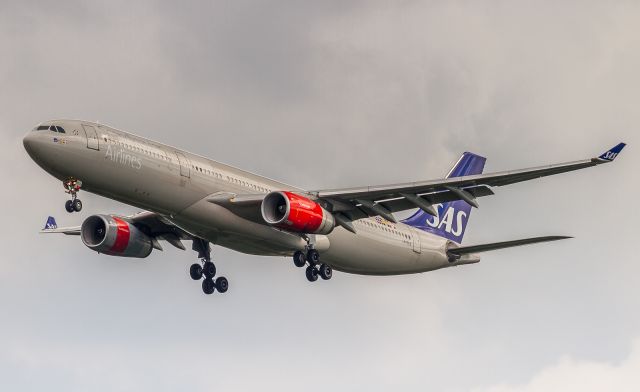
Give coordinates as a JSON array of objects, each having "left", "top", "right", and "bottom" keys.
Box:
[{"left": 24, "top": 120, "right": 480, "bottom": 275}]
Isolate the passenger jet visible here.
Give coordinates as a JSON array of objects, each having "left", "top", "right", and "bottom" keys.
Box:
[{"left": 23, "top": 120, "right": 626, "bottom": 295}]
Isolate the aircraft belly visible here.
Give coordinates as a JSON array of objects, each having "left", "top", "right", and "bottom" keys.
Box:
[
  {"left": 170, "top": 198, "right": 308, "bottom": 255},
  {"left": 322, "top": 226, "right": 449, "bottom": 275}
]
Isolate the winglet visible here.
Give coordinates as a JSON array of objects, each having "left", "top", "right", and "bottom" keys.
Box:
[
  {"left": 598, "top": 142, "right": 626, "bottom": 162},
  {"left": 43, "top": 216, "right": 58, "bottom": 230}
]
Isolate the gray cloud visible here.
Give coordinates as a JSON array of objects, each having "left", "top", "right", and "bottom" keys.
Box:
[{"left": 1, "top": 1, "right": 639, "bottom": 391}]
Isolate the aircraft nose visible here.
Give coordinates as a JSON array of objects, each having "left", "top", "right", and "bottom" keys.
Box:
[
  {"left": 23, "top": 131, "right": 38, "bottom": 154},
  {"left": 23, "top": 129, "right": 48, "bottom": 161}
]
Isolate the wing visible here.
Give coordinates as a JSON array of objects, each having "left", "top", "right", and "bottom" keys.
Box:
[
  {"left": 40, "top": 226, "right": 81, "bottom": 235},
  {"left": 311, "top": 143, "right": 626, "bottom": 227},
  {"left": 123, "top": 211, "right": 193, "bottom": 250},
  {"left": 40, "top": 211, "right": 193, "bottom": 250}
]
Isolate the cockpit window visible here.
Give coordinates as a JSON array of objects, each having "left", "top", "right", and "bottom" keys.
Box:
[
  {"left": 56, "top": 126, "right": 66, "bottom": 133},
  {"left": 36, "top": 125, "right": 49, "bottom": 131}
]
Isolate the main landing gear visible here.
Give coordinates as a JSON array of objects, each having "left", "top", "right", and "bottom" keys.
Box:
[
  {"left": 189, "top": 238, "right": 228, "bottom": 295},
  {"left": 293, "top": 248, "right": 333, "bottom": 283},
  {"left": 63, "top": 178, "right": 83, "bottom": 213}
]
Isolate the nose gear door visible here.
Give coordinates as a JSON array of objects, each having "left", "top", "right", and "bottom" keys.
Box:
[
  {"left": 82, "top": 124, "right": 100, "bottom": 150},
  {"left": 175, "top": 152, "right": 190, "bottom": 178}
]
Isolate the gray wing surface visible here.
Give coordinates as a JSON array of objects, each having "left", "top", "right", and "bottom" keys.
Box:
[{"left": 311, "top": 143, "right": 626, "bottom": 227}]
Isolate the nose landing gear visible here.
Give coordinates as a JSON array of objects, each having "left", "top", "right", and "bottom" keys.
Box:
[
  {"left": 63, "top": 179, "right": 83, "bottom": 213},
  {"left": 190, "top": 238, "right": 229, "bottom": 295}
]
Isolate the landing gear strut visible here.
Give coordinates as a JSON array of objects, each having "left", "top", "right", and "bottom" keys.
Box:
[
  {"left": 292, "top": 237, "right": 333, "bottom": 283},
  {"left": 63, "top": 178, "right": 83, "bottom": 213},
  {"left": 190, "top": 238, "right": 228, "bottom": 295}
]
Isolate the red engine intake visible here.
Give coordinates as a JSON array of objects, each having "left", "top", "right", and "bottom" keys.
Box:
[
  {"left": 261, "top": 191, "right": 335, "bottom": 235},
  {"left": 80, "top": 215, "right": 153, "bottom": 258}
]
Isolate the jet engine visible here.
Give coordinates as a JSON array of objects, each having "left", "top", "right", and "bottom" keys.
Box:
[
  {"left": 81, "top": 214, "right": 153, "bottom": 258},
  {"left": 261, "top": 191, "right": 335, "bottom": 235}
]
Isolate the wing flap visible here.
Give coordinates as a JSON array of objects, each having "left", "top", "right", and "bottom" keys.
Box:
[
  {"left": 359, "top": 185, "right": 494, "bottom": 215},
  {"left": 126, "top": 211, "right": 193, "bottom": 240}
]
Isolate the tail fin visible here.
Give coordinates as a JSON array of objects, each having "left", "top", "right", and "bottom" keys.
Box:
[
  {"left": 402, "top": 152, "right": 486, "bottom": 243},
  {"left": 43, "top": 216, "right": 58, "bottom": 230}
]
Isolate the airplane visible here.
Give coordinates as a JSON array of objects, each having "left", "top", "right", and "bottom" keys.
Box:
[{"left": 23, "top": 120, "right": 626, "bottom": 295}]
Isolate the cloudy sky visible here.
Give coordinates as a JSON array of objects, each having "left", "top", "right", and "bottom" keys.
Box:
[{"left": 1, "top": 1, "right": 639, "bottom": 391}]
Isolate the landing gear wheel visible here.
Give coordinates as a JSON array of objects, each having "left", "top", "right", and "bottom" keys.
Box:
[
  {"left": 293, "top": 251, "right": 306, "bottom": 267},
  {"left": 319, "top": 263, "right": 332, "bottom": 280},
  {"left": 63, "top": 179, "right": 83, "bottom": 212},
  {"left": 203, "top": 261, "right": 216, "bottom": 278},
  {"left": 190, "top": 264, "right": 203, "bottom": 280},
  {"left": 307, "top": 249, "right": 320, "bottom": 265},
  {"left": 215, "top": 277, "right": 229, "bottom": 293},
  {"left": 202, "top": 278, "right": 215, "bottom": 295},
  {"left": 191, "top": 239, "right": 229, "bottom": 296},
  {"left": 305, "top": 265, "right": 319, "bottom": 282}
]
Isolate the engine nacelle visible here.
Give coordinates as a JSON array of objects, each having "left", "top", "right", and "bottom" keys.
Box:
[
  {"left": 81, "top": 215, "right": 153, "bottom": 258},
  {"left": 261, "top": 191, "right": 335, "bottom": 235}
]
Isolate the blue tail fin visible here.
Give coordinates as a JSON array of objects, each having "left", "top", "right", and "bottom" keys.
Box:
[
  {"left": 402, "top": 152, "right": 486, "bottom": 243},
  {"left": 598, "top": 142, "right": 626, "bottom": 162},
  {"left": 44, "top": 216, "right": 58, "bottom": 230}
]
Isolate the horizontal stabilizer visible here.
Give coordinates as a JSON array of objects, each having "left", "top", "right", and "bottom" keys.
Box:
[{"left": 448, "top": 236, "right": 572, "bottom": 256}]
